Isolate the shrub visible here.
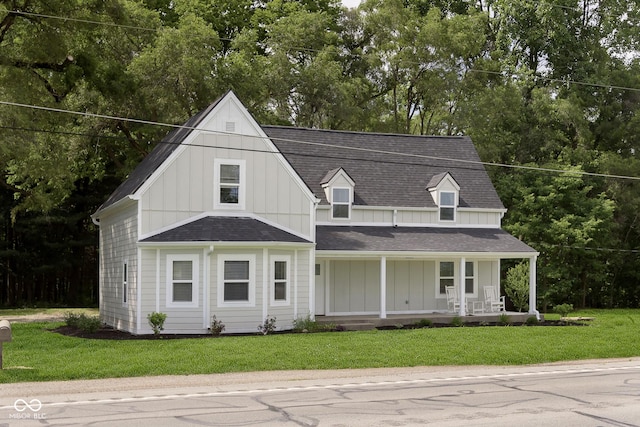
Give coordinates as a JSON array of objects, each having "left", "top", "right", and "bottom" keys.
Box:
[
  {"left": 65, "top": 312, "right": 102, "bottom": 333},
  {"left": 147, "top": 312, "right": 167, "bottom": 336},
  {"left": 258, "top": 315, "right": 276, "bottom": 335},
  {"left": 293, "top": 314, "right": 320, "bottom": 332},
  {"left": 210, "top": 315, "right": 225, "bottom": 336},
  {"left": 498, "top": 313, "right": 511, "bottom": 326},
  {"left": 450, "top": 316, "right": 464, "bottom": 327},
  {"left": 553, "top": 303, "right": 574, "bottom": 318},
  {"left": 416, "top": 318, "right": 433, "bottom": 328},
  {"left": 64, "top": 312, "right": 82, "bottom": 328},
  {"left": 525, "top": 316, "right": 539, "bottom": 326}
]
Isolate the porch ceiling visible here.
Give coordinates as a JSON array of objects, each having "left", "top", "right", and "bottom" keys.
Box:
[{"left": 316, "top": 226, "right": 536, "bottom": 254}]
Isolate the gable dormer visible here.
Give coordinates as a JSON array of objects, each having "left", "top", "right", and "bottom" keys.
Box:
[
  {"left": 321, "top": 168, "right": 355, "bottom": 220},
  {"left": 427, "top": 172, "right": 460, "bottom": 223}
]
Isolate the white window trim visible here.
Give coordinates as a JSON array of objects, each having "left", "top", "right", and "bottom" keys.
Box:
[
  {"left": 217, "top": 254, "right": 256, "bottom": 308},
  {"left": 214, "top": 158, "right": 246, "bottom": 210},
  {"left": 436, "top": 260, "right": 477, "bottom": 298},
  {"left": 122, "top": 260, "right": 128, "bottom": 306},
  {"left": 166, "top": 254, "right": 199, "bottom": 308},
  {"left": 331, "top": 187, "right": 352, "bottom": 220},
  {"left": 439, "top": 190, "right": 457, "bottom": 222},
  {"left": 465, "top": 260, "right": 478, "bottom": 297},
  {"left": 437, "top": 261, "right": 456, "bottom": 297},
  {"left": 270, "top": 255, "right": 291, "bottom": 306}
]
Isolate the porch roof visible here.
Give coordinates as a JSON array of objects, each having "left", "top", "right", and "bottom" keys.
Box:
[
  {"left": 316, "top": 226, "right": 536, "bottom": 255},
  {"left": 139, "top": 216, "right": 311, "bottom": 243}
]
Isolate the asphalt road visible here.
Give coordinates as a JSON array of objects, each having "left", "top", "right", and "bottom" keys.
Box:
[{"left": 1, "top": 358, "right": 640, "bottom": 426}]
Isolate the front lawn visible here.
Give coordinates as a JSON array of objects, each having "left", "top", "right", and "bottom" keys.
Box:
[{"left": 0, "top": 309, "right": 638, "bottom": 383}]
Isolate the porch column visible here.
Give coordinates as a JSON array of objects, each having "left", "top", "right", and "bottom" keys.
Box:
[
  {"left": 459, "top": 257, "right": 466, "bottom": 316},
  {"left": 529, "top": 255, "right": 538, "bottom": 318},
  {"left": 380, "top": 256, "right": 387, "bottom": 319}
]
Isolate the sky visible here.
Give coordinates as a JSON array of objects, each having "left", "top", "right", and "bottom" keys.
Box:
[{"left": 342, "top": 0, "right": 362, "bottom": 8}]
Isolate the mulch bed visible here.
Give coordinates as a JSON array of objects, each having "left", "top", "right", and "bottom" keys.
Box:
[{"left": 51, "top": 318, "right": 586, "bottom": 340}]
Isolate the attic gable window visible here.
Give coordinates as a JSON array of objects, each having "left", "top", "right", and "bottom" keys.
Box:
[{"left": 214, "top": 159, "right": 245, "bottom": 210}]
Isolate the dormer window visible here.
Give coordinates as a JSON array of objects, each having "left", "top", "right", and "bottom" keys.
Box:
[
  {"left": 439, "top": 191, "right": 456, "bottom": 221},
  {"left": 332, "top": 187, "right": 351, "bottom": 219},
  {"left": 427, "top": 172, "right": 460, "bottom": 224},
  {"left": 321, "top": 167, "right": 355, "bottom": 221}
]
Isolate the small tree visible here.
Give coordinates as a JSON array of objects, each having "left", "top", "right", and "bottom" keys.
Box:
[
  {"left": 505, "top": 262, "right": 530, "bottom": 312},
  {"left": 147, "top": 312, "right": 167, "bottom": 336}
]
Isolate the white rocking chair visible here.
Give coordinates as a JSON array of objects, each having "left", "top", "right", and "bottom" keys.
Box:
[
  {"left": 484, "top": 286, "right": 506, "bottom": 312},
  {"left": 445, "top": 285, "right": 460, "bottom": 312}
]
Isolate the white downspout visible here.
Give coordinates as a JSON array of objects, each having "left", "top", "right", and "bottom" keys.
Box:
[{"left": 529, "top": 255, "right": 539, "bottom": 320}]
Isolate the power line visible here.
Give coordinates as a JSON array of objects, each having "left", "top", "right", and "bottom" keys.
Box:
[
  {"left": 1, "top": 9, "right": 158, "bottom": 31},
  {"left": 3, "top": 6, "right": 640, "bottom": 94},
  {"left": 1, "top": 99, "right": 640, "bottom": 182}
]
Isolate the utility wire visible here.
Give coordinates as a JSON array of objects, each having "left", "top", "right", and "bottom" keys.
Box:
[
  {"left": 2, "top": 6, "right": 640, "bottom": 94},
  {"left": 1, "top": 99, "right": 640, "bottom": 182}
]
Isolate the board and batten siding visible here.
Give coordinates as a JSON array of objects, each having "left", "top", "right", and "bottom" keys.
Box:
[
  {"left": 140, "top": 115, "right": 313, "bottom": 240},
  {"left": 326, "top": 259, "right": 502, "bottom": 315},
  {"left": 98, "top": 203, "right": 138, "bottom": 333},
  {"left": 316, "top": 206, "right": 502, "bottom": 227},
  {"left": 386, "top": 260, "right": 437, "bottom": 312},
  {"left": 330, "top": 260, "right": 381, "bottom": 315}
]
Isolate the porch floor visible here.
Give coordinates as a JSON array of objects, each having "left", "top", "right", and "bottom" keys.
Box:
[{"left": 316, "top": 312, "right": 539, "bottom": 331}]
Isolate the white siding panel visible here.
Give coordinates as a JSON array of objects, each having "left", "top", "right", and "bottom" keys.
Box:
[
  {"left": 99, "top": 204, "right": 138, "bottom": 332},
  {"left": 329, "top": 260, "right": 380, "bottom": 313}
]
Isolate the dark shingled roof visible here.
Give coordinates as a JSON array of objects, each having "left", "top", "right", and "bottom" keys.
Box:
[
  {"left": 96, "top": 95, "right": 504, "bottom": 215},
  {"left": 140, "top": 216, "right": 311, "bottom": 244},
  {"left": 262, "top": 126, "right": 504, "bottom": 209},
  {"left": 316, "top": 226, "right": 536, "bottom": 253},
  {"left": 96, "top": 95, "right": 225, "bottom": 213}
]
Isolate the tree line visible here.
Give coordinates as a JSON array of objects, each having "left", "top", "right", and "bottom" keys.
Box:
[{"left": 1, "top": 0, "right": 639, "bottom": 309}]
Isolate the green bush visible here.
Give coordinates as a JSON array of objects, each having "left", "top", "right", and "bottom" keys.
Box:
[
  {"left": 63, "top": 312, "right": 82, "bottom": 328},
  {"left": 498, "top": 313, "right": 511, "bottom": 326},
  {"left": 525, "top": 316, "right": 539, "bottom": 326},
  {"left": 450, "top": 316, "right": 464, "bottom": 327},
  {"left": 64, "top": 312, "right": 101, "bottom": 333},
  {"left": 293, "top": 314, "right": 320, "bottom": 332},
  {"left": 416, "top": 318, "right": 433, "bottom": 328},
  {"left": 147, "top": 312, "right": 167, "bottom": 336},
  {"left": 554, "top": 303, "right": 574, "bottom": 318}
]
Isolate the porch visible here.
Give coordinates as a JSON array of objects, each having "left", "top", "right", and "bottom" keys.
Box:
[{"left": 316, "top": 312, "right": 541, "bottom": 331}]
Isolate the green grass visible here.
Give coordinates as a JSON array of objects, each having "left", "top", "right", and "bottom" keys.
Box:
[{"left": 0, "top": 309, "right": 638, "bottom": 383}]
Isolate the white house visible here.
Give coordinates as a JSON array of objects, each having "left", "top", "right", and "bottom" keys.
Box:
[{"left": 92, "top": 91, "right": 538, "bottom": 334}]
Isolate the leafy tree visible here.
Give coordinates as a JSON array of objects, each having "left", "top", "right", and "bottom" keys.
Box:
[{"left": 505, "top": 262, "right": 529, "bottom": 312}]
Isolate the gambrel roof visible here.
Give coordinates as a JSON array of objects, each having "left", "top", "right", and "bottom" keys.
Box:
[
  {"left": 95, "top": 94, "right": 503, "bottom": 216},
  {"left": 262, "top": 126, "right": 503, "bottom": 209}
]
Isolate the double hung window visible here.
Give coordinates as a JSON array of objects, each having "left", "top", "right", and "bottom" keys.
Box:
[
  {"left": 214, "top": 159, "right": 245, "bottom": 209},
  {"left": 439, "top": 191, "right": 456, "bottom": 221},
  {"left": 218, "top": 255, "right": 255, "bottom": 307},
  {"left": 271, "top": 257, "right": 290, "bottom": 305},
  {"left": 167, "top": 255, "right": 199, "bottom": 307},
  {"left": 332, "top": 188, "right": 351, "bottom": 219}
]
